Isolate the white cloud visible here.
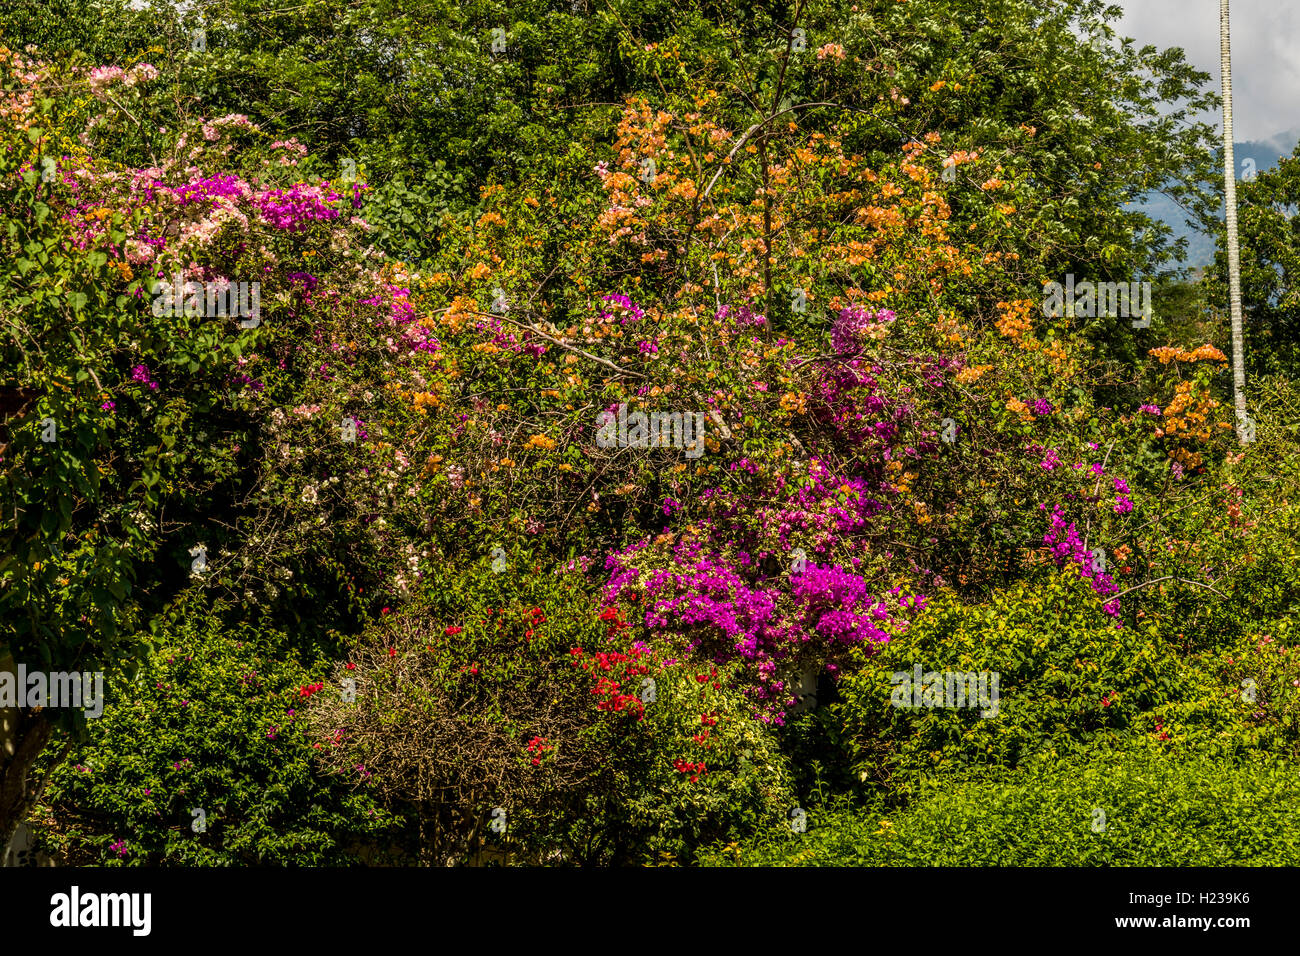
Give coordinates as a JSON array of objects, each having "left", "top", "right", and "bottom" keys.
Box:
[{"left": 1113, "top": 0, "right": 1298, "bottom": 143}]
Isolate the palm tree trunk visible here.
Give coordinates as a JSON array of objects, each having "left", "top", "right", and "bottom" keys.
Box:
[{"left": 1220, "top": 0, "right": 1248, "bottom": 440}]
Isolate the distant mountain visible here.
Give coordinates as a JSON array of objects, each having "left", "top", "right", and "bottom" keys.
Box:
[{"left": 1129, "top": 129, "right": 1299, "bottom": 272}]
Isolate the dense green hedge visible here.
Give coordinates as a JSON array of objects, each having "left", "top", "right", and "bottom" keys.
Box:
[
  {"left": 31, "top": 594, "right": 397, "bottom": 865},
  {"left": 700, "top": 749, "right": 1300, "bottom": 866},
  {"left": 834, "top": 571, "right": 1189, "bottom": 802}
]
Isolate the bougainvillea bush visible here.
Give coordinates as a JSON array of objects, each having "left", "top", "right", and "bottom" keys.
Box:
[
  {"left": 303, "top": 561, "right": 794, "bottom": 865},
  {"left": 5, "top": 0, "right": 1297, "bottom": 868}
]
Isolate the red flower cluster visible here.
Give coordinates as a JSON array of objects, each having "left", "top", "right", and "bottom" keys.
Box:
[
  {"left": 298, "top": 682, "right": 325, "bottom": 699},
  {"left": 526, "top": 735, "right": 554, "bottom": 766},
  {"left": 694, "top": 667, "right": 721, "bottom": 692},
  {"left": 673, "top": 758, "right": 707, "bottom": 783},
  {"left": 1154, "top": 720, "right": 1170, "bottom": 741},
  {"left": 444, "top": 625, "right": 463, "bottom": 636},
  {"left": 599, "top": 604, "right": 630, "bottom": 637},
  {"left": 592, "top": 671, "right": 644, "bottom": 715},
  {"left": 571, "top": 642, "right": 652, "bottom": 718},
  {"left": 477, "top": 605, "right": 549, "bottom": 642},
  {"left": 590, "top": 650, "right": 639, "bottom": 673}
]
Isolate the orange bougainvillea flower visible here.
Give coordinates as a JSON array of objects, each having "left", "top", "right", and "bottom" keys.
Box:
[{"left": 1149, "top": 344, "right": 1228, "bottom": 364}]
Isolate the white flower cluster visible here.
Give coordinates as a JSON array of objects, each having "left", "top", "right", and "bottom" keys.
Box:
[
  {"left": 394, "top": 545, "right": 431, "bottom": 594},
  {"left": 300, "top": 475, "right": 341, "bottom": 506},
  {"left": 129, "top": 509, "right": 156, "bottom": 535}
]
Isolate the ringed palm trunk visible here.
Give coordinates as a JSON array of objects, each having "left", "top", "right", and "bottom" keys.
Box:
[{"left": 1220, "top": 0, "right": 1248, "bottom": 439}]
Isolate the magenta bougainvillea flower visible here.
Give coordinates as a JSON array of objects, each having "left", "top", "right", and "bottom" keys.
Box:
[{"left": 255, "top": 182, "right": 344, "bottom": 232}]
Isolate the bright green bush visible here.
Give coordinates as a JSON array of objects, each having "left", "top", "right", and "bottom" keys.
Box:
[
  {"left": 834, "top": 570, "right": 1186, "bottom": 801},
  {"left": 700, "top": 749, "right": 1300, "bottom": 866},
  {"left": 1147, "top": 624, "right": 1300, "bottom": 760},
  {"left": 29, "top": 593, "right": 396, "bottom": 865}
]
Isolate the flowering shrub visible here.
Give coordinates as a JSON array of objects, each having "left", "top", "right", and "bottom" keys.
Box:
[
  {"left": 604, "top": 535, "right": 927, "bottom": 722},
  {"left": 300, "top": 562, "right": 791, "bottom": 864},
  {"left": 1042, "top": 505, "right": 1121, "bottom": 618},
  {"left": 4, "top": 10, "right": 1283, "bottom": 869}
]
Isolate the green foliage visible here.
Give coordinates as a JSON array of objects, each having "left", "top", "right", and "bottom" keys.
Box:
[
  {"left": 835, "top": 571, "right": 1186, "bottom": 801},
  {"left": 1205, "top": 149, "right": 1300, "bottom": 377},
  {"left": 1126, "top": 375, "right": 1300, "bottom": 651},
  {"left": 1152, "top": 627, "right": 1300, "bottom": 761},
  {"left": 569, "top": 654, "right": 796, "bottom": 866},
  {"left": 30, "top": 593, "right": 396, "bottom": 865},
  {"left": 700, "top": 749, "right": 1300, "bottom": 866}
]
